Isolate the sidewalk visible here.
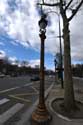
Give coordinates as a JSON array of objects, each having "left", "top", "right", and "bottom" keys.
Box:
[{"left": 46, "top": 83, "right": 83, "bottom": 125}]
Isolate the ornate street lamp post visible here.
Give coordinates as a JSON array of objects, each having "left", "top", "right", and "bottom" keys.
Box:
[{"left": 31, "top": 14, "right": 51, "bottom": 125}]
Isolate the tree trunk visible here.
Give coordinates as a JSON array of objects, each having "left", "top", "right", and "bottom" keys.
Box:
[{"left": 63, "top": 17, "right": 75, "bottom": 111}]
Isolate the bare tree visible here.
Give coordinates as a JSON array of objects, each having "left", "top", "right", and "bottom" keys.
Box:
[{"left": 38, "top": 0, "right": 83, "bottom": 111}]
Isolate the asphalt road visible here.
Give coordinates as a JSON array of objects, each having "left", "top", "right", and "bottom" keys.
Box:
[
  {"left": 0, "top": 75, "right": 83, "bottom": 124},
  {"left": 0, "top": 75, "right": 31, "bottom": 91},
  {"left": 0, "top": 75, "right": 54, "bottom": 124}
]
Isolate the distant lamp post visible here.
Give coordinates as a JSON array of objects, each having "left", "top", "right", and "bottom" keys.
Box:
[
  {"left": 54, "top": 58, "right": 57, "bottom": 81},
  {"left": 58, "top": 14, "right": 63, "bottom": 88},
  {"left": 31, "top": 14, "right": 51, "bottom": 124},
  {"left": 45, "top": 11, "right": 63, "bottom": 88}
]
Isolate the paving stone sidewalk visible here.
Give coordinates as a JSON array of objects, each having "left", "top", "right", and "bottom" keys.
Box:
[{"left": 46, "top": 83, "right": 83, "bottom": 125}]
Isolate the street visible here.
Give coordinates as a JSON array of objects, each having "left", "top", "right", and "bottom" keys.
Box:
[
  {"left": 0, "top": 75, "right": 54, "bottom": 124},
  {"left": 0, "top": 75, "right": 82, "bottom": 124}
]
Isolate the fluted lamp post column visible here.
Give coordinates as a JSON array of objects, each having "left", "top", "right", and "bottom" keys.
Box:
[{"left": 31, "top": 14, "right": 51, "bottom": 125}]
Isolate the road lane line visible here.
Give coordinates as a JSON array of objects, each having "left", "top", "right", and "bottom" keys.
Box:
[
  {"left": 23, "top": 82, "right": 33, "bottom": 87},
  {"left": 0, "top": 82, "right": 34, "bottom": 94},
  {"left": 9, "top": 95, "right": 31, "bottom": 103},
  {"left": 31, "top": 86, "right": 39, "bottom": 93},
  {"left": 0, "top": 103, "right": 24, "bottom": 124},
  {"left": 0, "top": 87, "right": 20, "bottom": 94},
  {"left": 13, "top": 93, "right": 38, "bottom": 96},
  {"left": 0, "top": 98, "right": 9, "bottom": 105}
]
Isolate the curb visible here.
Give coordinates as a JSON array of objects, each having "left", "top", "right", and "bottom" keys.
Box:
[{"left": 48, "top": 97, "right": 83, "bottom": 123}]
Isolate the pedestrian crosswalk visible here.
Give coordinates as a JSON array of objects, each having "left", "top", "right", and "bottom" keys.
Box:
[
  {"left": 0, "top": 98, "right": 24, "bottom": 124},
  {"left": 0, "top": 98, "right": 9, "bottom": 105}
]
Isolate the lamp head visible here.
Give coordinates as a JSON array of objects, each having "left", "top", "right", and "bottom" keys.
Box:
[{"left": 38, "top": 14, "right": 48, "bottom": 32}]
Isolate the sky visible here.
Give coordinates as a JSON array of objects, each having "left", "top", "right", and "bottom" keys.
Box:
[{"left": 0, "top": 0, "right": 83, "bottom": 70}]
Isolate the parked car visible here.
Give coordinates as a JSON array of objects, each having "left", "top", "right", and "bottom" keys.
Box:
[{"left": 30, "top": 76, "right": 40, "bottom": 81}]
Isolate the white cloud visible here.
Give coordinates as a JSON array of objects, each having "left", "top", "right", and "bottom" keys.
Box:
[
  {"left": 0, "top": 0, "right": 83, "bottom": 63},
  {"left": 0, "top": 50, "right": 7, "bottom": 59},
  {"left": 0, "top": 0, "right": 59, "bottom": 53},
  {"left": 70, "top": 11, "right": 83, "bottom": 61},
  {"left": 8, "top": 56, "right": 17, "bottom": 62},
  {"left": 30, "top": 59, "right": 40, "bottom": 67},
  {"left": 10, "top": 41, "right": 18, "bottom": 46},
  {"left": 0, "top": 0, "right": 8, "bottom": 15},
  {"left": 8, "top": 56, "right": 18, "bottom": 65}
]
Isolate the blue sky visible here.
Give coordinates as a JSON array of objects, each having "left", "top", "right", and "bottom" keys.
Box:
[
  {"left": 0, "top": 31, "right": 54, "bottom": 69},
  {"left": 0, "top": 0, "right": 83, "bottom": 70}
]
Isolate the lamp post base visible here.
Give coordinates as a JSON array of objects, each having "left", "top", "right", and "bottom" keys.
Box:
[{"left": 31, "top": 104, "right": 52, "bottom": 125}]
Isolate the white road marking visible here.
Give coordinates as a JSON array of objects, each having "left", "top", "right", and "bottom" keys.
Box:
[
  {"left": 0, "top": 98, "right": 9, "bottom": 105},
  {"left": 0, "top": 103, "right": 24, "bottom": 124},
  {"left": 0, "top": 82, "right": 33, "bottom": 94},
  {"left": 0, "top": 87, "right": 20, "bottom": 94},
  {"left": 23, "top": 82, "right": 33, "bottom": 87},
  {"left": 9, "top": 95, "right": 31, "bottom": 103},
  {"left": 31, "top": 86, "right": 38, "bottom": 93}
]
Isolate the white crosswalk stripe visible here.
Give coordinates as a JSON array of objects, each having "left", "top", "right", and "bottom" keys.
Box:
[
  {"left": 0, "top": 98, "right": 10, "bottom": 105},
  {"left": 0, "top": 103, "right": 24, "bottom": 124}
]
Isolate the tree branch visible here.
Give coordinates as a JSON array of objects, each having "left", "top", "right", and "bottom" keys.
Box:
[
  {"left": 64, "top": 0, "right": 73, "bottom": 11},
  {"left": 42, "top": 0, "right": 44, "bottom": 4},
  {"left": 37, "top": 2, "right": 60, "bottom": 7},
  {"left": 59, "top": 0, "right": 65, "bottom": 18},
  {"left": 68, "top": 0, "right": 83, "bottom": 22}
]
